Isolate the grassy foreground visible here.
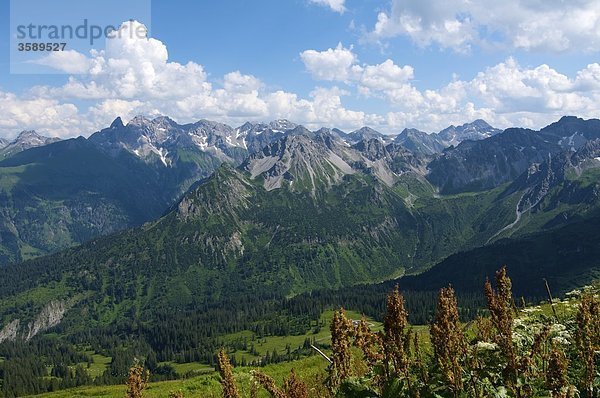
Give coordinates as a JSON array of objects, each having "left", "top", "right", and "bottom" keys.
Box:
[
  {"left": 29, "top": 274, "right": 600, "bottom": 398},
  {"left": 27, "top": 355, "right": 327, "bottom": 398}
]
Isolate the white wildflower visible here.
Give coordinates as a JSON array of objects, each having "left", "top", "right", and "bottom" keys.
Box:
[
  {"left": 476, "top": 341, "right": 498, "bottom": 351},
  {"left": 552, "top": 336, "right": 571, "bottom": 346},
  {"left": 513, "top": 319, "right": 525, "bottom": 328}
]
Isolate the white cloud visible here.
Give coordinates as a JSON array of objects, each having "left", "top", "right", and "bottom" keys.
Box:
[
  {"left": 3, "top": 20, "right": 600, "bottom": 139},
  {"left": 308, "top": 0, "right": 346, "bottom": 14},
  {"left": 300, "top": 44, "right": 414, "bottom": 97},
  {"left": 382, "top": 59, "right": 600, "bottom": 131},
  {"left": 261, "top": 87, "right": 373, "bottom": 131},
  {"left": 309, "top": 87, "right": 366, "bottom": 126},
  {"left": 0, "top": 92, "right": 82, "bottom": 138},
  {"left": 368, "top": 0, "right": 600, "bottom": 53},
  {"left": 358, "top": 59, "right": 414, "bottom": 91},
  {"left": 34, "top": 50, "right": 92, "bottom": 74},
  {"left": 223, "top": 71, "right": 263, "bottom": 94},
  {"left": 300, "top": 43, "right": 357, "bottom": 81},
  {"left": 299, "top": 43, "right": 600, "bottom": 132},
  {"left": 4, "top": 22, "right": 377, "bottom": 136}
]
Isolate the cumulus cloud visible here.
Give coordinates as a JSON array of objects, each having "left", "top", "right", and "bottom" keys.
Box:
[
  {"left": 3, "top": 20, "right": 600, "bottom": 139},
  {"left": 301, "top": 44, "right": 600, "bottom": 132},
  {"left": 300, "top": 43, "right": 414, "bottom": 97},
  {"left": 0, "top": 92, "right": 82, "bottom": 138},
  {"left": 367, "top": 0, "right": 600, "bottom": 53},
  {"left": 382, "top": 59, "right": 600, "bottom": 131},
  {"left": 223, "top": 71, "right": 263, "bottom": 94},
  {"left": 308, "top": 0, "right": 346, "bottom": 14},
  {"left": 3, "top": 22, "right": 376, "bottom": 136},
  {"left": 300, "top": 43, "right": 358, "bottom": 81}
]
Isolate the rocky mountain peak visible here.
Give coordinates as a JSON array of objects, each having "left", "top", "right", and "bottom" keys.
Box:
[
  {"left": 471, "top": 119, "right": 493, "bottom": 129},
  {"left": 242, "top": 132, "right": 355, "bottom": 192},
  {"left": 16, "top": 129, "right": 40, "bottom": 138},
  {"left": 127, "top": 115, "right": 152, "bottom": 127},
  {"left": 352, "top": 138, "right": 389, "bottom": 161},
  {"left": 395, "top": 128, "right": 445, "bottom": 155},
  {"left": 109, "top": 117, "right": 125, "bottom": 129},
  {"left": 437, "top": 119, "right": 501, "bottom": 146},
  {"left": 0, "top": 130, "right": 60, "bottom": 159},
  {"left": 540, "top": 116, "right": 600, "bottom": 151},
  {"left": 14, "top": 130, "right": 57, "bottom": 146},
  {"left": 348, "top": 126, "right": 383, "bottom": 142},
  {"left": 268, "top": 119, "right": 297, "bottom": 132}
]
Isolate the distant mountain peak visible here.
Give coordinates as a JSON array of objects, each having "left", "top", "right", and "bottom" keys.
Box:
[
  {"left": 110, "top": 117, "right": 124, "bottom": 129},
  {"left": 400, "top": 127, "right": 429, "bottom": 136},
  {"left": 127, "top": 115, "right": 153, "bottom": 127},
  {"left": 437, "top": 119, "right": 501, "bottom": 147},
  {"left": 16, "top": 130, "right": 41, "bottom": 139},
  {"left": 242, "top": 133, "right": 356, "bottom": 192},
  {"left": 396, "top": 128, "right": 445, "bottom": 155},
  {"left": 286, "top": 125, "right": 313, "bottom": 136},
  {"left": 14, "top": 130, "right": 60, "bottom": 145},
  {"left": 557, "top": 115, "right": 583, "bottom": 123},
  {"left": 347, "top": 126, "right": 392, "bottom": 145},
  {"left": 470, "top": 119, "right": 493, "bottom": 128},
  {"left": 268, "top": 119, "right": 297, "bottom": 132},
  {"left": 239, "top": 121, "right": 256, "bottom": 131},
  {"left": 0, "top": 130, "right": 60, "bottom": 160},
  {"left": 353, "top": 126, "right": 381, "bottom": 136}
]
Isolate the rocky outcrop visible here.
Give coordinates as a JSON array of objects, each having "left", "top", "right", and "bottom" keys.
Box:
[
  {"left": 25, "top": 300, "right": 69, "bottom": 341},
  {"left": 0, "top": 319, "right": 20, "bottom": 343},
  {"left": 0, "top": 300, "right": 70, "bottom": 343}
]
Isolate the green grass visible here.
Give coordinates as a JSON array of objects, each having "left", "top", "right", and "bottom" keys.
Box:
[
  {"left": 0, "top": 164, "right": 28, "bottom": 192},
  {"left": 84, "top": 353, "right": 113, "bottom": 379},
  {"left": 30, "top": 313, "right": 433, "bottom": 398},
  {"left": 19, "top": 242, "right": 46, "bottom": 261},
  {"left": 40, "top": 294, "right": 587, "bottom": 398},
  {"left": 222, "top": 309, "right": 382, "bottom": 363},
  {"left": 162, "top": 361, "right": 214, "bottom": 376},
  {"left": 0, "top": 281, "right": 73, "bottom": 323},
  {"left": 28, "top": 355, "right": 328, "bottom": 398}
]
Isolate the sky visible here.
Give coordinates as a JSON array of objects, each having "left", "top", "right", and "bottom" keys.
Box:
[{"left": 0, "top": 0, "right": 599, "bottom": 138}]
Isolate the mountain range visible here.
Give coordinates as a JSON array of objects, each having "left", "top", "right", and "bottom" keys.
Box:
[
  {"left": 0, "top": 117, "right": 500, "bottom": 265},
  {"left": 0, "top": 115, "right": 599, "bottom": 345}
]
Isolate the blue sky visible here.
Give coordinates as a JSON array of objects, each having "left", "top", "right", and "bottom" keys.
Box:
[{"left": 1, "top": 0, "right": 599, "bottom": 138}]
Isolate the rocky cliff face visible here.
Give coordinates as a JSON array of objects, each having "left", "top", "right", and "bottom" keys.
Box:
[
  {"left": 505, "top": 139, "right": 600, "bottom": 212},
  {"left": 438, "top": 119, "right": 501, "bottom": 146},
  {"left": 25, "top": 300, "right": 69, "bottom": 341},
  {"left": 395, "top": 128, "right": 446, "bottom": 155},
  {"left": 426, "top": 128, "right": 563, "bottom": 194},
  {"left": 0, "top": 300, "right": 69, "bottom": 343},
  {"left": 0, "top": 319, "right": 20, "bottom": 343}
]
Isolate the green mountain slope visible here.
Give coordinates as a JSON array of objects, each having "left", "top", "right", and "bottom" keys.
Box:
[
  {"left": 0, "top": 137, "right": 226, "bottom": 265},
  {"left": 400, "top": 214, "right": 600, "bottom": 297}
]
